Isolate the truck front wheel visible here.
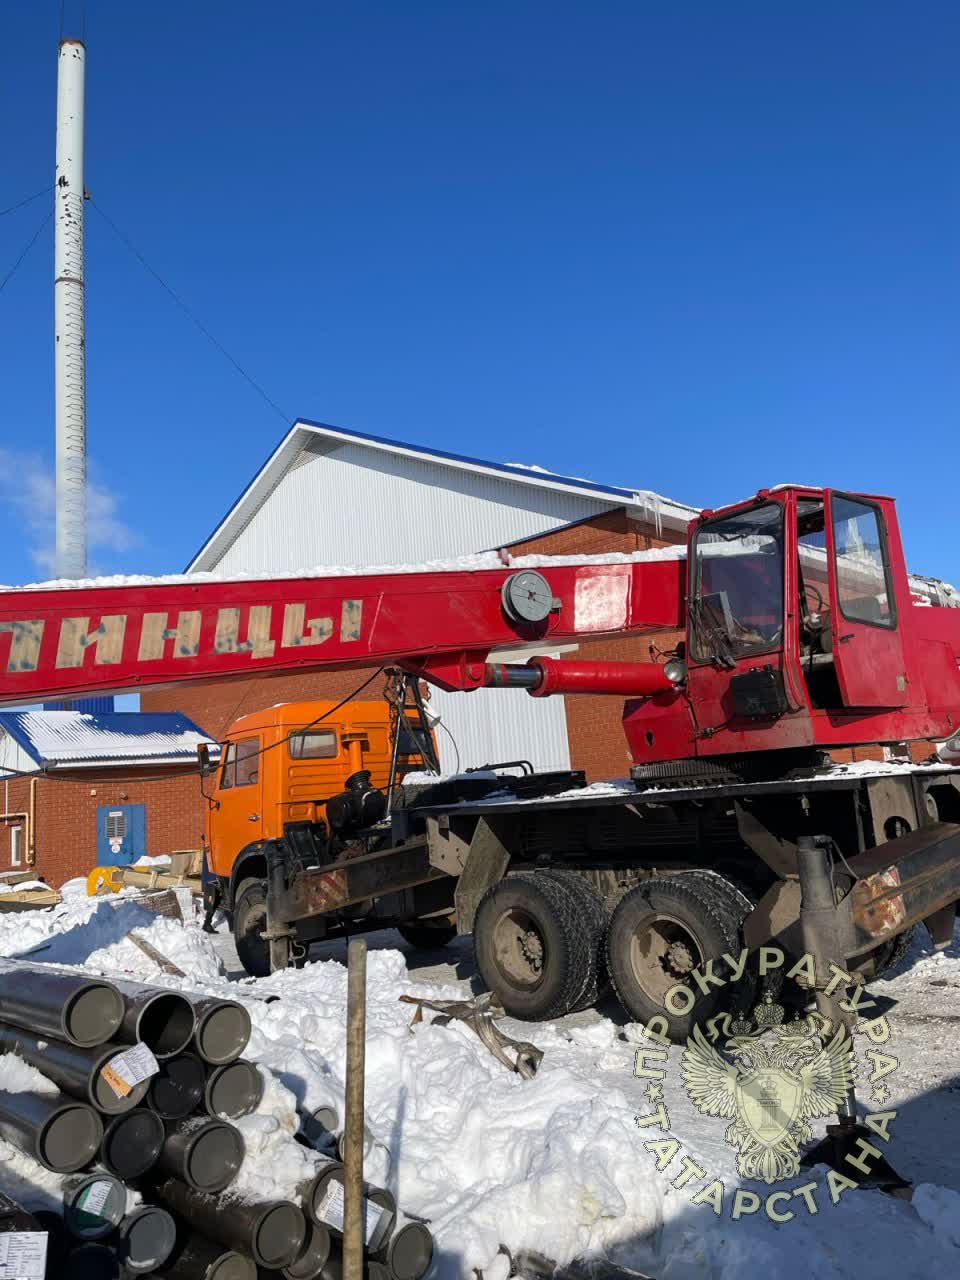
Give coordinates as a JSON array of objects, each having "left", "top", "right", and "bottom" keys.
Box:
[
  {"left": 233, "top": 877, "right": 271, "bottom": 978},
  {"left": 473, "top": 872, "right": 591, "bottom": 1021}
]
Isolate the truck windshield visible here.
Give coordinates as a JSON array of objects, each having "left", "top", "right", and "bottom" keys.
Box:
[{"left": 691, "top": 501, "right": 785, "bottom": 664}]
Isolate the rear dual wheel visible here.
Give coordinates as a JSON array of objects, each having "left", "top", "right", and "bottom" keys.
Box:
[
  {"left": 473, "top": 871, "right": 608, "bottom": 1021},
  {"left": 605, "top": 872, "right": 754, "bottom": 1042}
]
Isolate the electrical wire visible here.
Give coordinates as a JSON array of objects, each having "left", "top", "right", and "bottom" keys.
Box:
[
  {"left": 438, "top": 720, "right": 461, "bottom": 775},
  {"left": 0, "top": 211, "right": 52, "bottom": 295},
  {"left": 0, "top": 186, "right": 52, "bottom": 217},
  {"left": 88, "top": 197, "right": 290, "bottom": 424}
]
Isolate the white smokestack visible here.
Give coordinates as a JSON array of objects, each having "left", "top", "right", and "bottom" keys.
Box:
[{"left": 54, "top": 38, "right": 87, "bottom": 581}]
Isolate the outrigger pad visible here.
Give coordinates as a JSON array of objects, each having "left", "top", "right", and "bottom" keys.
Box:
[{"left": 800, "top": 1121, "right": 913, "bottom": 1199}]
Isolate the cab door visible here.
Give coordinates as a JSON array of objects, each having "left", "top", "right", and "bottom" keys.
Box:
[
  {"left": 824, "top": 492, "right": 908, "bottom": 708},
  {"left": 209, "top": 735, "right": 263, "bottom": 877}
]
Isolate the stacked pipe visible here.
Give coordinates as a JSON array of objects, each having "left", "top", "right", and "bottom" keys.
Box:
[
  {"left": 0, "top": 962, "right": 434, "bottom": 1278},
  {"left": 0, "top": 962, "right": 269, "bottom": 1276}
]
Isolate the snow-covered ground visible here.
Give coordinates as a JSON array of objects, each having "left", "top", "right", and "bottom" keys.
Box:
[{"left": 1, "top": 892, "right": 959, "bottom": 1278}]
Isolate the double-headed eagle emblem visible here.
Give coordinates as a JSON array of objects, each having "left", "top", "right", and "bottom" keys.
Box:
[{"left": 681, "top": 995, "right": 856, "bottom": 1183}]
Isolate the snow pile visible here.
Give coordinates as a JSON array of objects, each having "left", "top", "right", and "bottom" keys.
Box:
[{"left": 0, "top": 900, "right": 959, "bottom": 1275}]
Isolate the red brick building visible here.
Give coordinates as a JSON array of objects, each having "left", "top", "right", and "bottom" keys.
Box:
[{"left": 0, "top": 711, "right": 217, "bottom": 886}]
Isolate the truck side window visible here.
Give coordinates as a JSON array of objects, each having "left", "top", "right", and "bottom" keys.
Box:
[
  {"left": 235, "top": 737, "right": 261, "bottom": 786},
  {"left": 832, "top": 496, "right": 895, "bottom": 628},
  {"left": 219, "top": 743, "right": 235, "bottom": 791},
  {"left": 289, "top": 730, "right": 338, "bottom": 759}
]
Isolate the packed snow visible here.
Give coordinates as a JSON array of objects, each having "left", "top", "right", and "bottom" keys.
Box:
[{"left": 0, "top": 886, "right": 958, "bottom": 1277}]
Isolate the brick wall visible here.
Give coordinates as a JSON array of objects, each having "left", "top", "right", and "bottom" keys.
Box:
[{"left": 0, "top": 768, "right": 206, "bottom": 888}]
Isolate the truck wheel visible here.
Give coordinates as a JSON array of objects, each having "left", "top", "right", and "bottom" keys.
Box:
[
  {"left": 233, "top": 877, "right": 271, "bottom": 978},
  {"left": 605, "top": 876, "right": 742, "bottom": 1041},
  {"left": 539, "top": 871, "right": 609, "bottom": 1012},
  {"left": 396, "top": 922, "right": 457, "bottom": 950},
  {"left": 871, "top": 925, "right": 916, "bottom": 979},
  {"left": 473, "top": 872, "right": 590, "bottom": 1021}
]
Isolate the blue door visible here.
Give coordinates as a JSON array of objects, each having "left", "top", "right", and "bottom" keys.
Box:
[{"left": 96, "top": 804, "right": 146, "bottom": 866}]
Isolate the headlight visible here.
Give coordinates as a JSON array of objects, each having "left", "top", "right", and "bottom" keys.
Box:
[{"left": 663, "top": 657, "right": 688, "bottom": 685}]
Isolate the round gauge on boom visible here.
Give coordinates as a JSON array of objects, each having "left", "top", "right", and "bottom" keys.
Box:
[{"left": 501, "top": 570, "right": 556, "bottom": 624}]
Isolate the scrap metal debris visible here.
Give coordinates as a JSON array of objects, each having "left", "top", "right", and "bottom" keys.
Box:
[{"left": 399, "top": 992, "right": 544, "bottom": 1078}]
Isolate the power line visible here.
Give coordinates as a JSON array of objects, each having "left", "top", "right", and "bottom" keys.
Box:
[
  {"left": 0, "top": 211, "right": 52, "bottom": 295},
  {"left": 89, "top": 197, "right": 290, "bottom": 425},
  {"left": 0, "top": 186, "right": 52, "bottom": 218}
]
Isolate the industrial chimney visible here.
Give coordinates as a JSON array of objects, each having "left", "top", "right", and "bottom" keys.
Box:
[{"left": 54, "top": 38, "right": 87, "bottom": 581}]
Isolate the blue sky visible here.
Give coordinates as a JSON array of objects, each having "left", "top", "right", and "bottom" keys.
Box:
[{"left": 1, "top": 1, "right": 957, "bottom": 587}]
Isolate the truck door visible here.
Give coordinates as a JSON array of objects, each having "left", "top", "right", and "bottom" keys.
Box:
[
  {"left": 824, "top": 492, "right": 908, "bottom": 708},
  {"left": 209, "top": 735, "right": 263, "bottom": 877}
]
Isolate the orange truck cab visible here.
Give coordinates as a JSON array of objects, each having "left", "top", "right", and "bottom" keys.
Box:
[{"left": 203, "top": 699, "right": 448, "bottom": 973}]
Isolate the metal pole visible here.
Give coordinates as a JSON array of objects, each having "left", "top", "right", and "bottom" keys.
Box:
[
  {"left": 55, "top": 38, "right": 87, "bottom": 580},
  {"left": 342, "top": 938, "right": 367, "bottom": 1280}
]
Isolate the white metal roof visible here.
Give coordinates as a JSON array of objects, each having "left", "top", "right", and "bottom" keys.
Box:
[
  {"left": 0, "top": 711, "right": 218, "bottom": 773},
  {"left": 186, "top": 420, "right": 699, "bottom": 573}
]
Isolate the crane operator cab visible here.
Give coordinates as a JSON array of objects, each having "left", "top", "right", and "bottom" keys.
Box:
[{"left": 663, "top": 486, "right": 919, "bottom": 769}]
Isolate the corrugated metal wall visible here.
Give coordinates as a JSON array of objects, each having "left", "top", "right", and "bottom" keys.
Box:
[
  {"left": 213, "top": 443, "right": 606, "bottom": 574},
  {"left": 428, "top": 684, "right": 571, "bottom": 774}
]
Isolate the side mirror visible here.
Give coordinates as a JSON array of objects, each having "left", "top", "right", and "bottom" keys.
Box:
[{"left": 197, "top": 743, "right": 213, "bottom": 778}]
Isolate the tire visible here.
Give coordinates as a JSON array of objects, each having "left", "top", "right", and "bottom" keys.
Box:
[
  {"left": 870, "top": 925, "right": 917, "bottom": 980},
  {"left": 397, "top": 922, "right": 458, "bottom": 950},
  {"left": 539, "top": 871, "right": 610, "bottom": 1012},
  {"left": 605, "top": 875, "right": 744, "bottom": 1041},
  {"left": 233, "top": 877, "right": 271, "bottom": 978},
  {"left": 473, "top": 872, "right": 592, "bottom": 1021}
]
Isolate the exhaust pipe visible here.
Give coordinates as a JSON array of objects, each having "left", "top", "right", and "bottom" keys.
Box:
[
  {"left": 109, "top": 979, "right": 195, "bottom": 1060},
  {"left": 63, "top": 1172, "right": 127, "bottom": 1240},
  {"left": 282, "top": 1220, "right": 332, "bottom": 1280},
  {"left": 151, "top": 1231, "right": 256, "bottom": 1280},
  {"left": 204, "top": 1060, "right": 263, "bottom": 1119},
  {"left": 155, "top": 1117, "right": 245, "bottom": 1193},
  {"left": 116, "top": 1204, "right": 177, "bottom": 1275},
  {"left": 148, "top": 1053, "right": 207, "bottom": 1119},
  {"left": 0, "top": 1087, "right": 102, "bottom": 1172},
  {"left": 0, "top": 1021, "right": 150, "bottom": 1114},
  {"left": 0, "top": 963, "right": 123, "bottom": 1047},
  {"left": 153, "top": 1177, "right": 305, "bottom": 1270},
  {"left": 374, "top": 1222, "right": 434, "bottom": 1280},
  {"left": 189, "top": 996, "right": 251, "bottom": 1065},
  {"left": 100, "top": 1107, "right": 165, "bottom": 1180}
]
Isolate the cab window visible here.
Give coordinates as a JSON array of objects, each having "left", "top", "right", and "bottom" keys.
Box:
[
  {"left": 832, "top": 496, "right": 895, "bottom": 628},
  {"left": 220, "top": 736, "right": 261, "bottom": 789},
  {"left": 691, "top": 501, "right": 784, "bottom": 664},
  {"left": 289, "top": 730, "right": 338, "bottom": 759}
]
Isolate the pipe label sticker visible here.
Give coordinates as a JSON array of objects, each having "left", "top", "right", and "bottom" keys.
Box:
[
  {"left": 102, "top": 1043, "right": 159, "bottom": 1097},
  {"left": 0, "top": 1232, "right": 48, "bottom": 1279},
  {"left": 76, "top": 1180, "right": 113, "bottom": 1220},
  {"left": 316, "top": 1180, "right": 384, "bottom": 1247}
]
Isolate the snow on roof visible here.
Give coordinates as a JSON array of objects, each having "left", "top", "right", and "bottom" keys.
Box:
[
  {"left": 0, "top": 711, "right": 218, "bottom": 770},
  {"left": 186, "top": 419, "right": 700, "bottom": 572}
]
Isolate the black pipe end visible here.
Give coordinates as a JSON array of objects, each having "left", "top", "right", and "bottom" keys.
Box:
[{"left": 101, "top": 1108, "right": 165, "bottom": 1180}]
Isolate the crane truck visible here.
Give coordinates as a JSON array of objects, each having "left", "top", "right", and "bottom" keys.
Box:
[{"left": 1, "top": 484, "right": 959, "bottom": 1042}]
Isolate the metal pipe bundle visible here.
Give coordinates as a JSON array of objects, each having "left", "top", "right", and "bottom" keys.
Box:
[
  {"left": 151, "top": 1230, "right": 256, "bottom": 1280},
  {"left": 305, "top": 1163, "right": 395, "bottom": 1254},
  {"left": 100, "top": 1107, "right": 165, "bottom": 1180},
  {"left": 152, "top": 1177, "right": 305, "bottom": 1270},
  {"left": 0, "top": 962, "right": 123, "bottom": 1046},
  {"left": 155, "top": 1116, "right": 245, "bottom": 1193},
  {"left": 0, "top": 1022, "right": 150, "bottom": 1113},
  {"left": 0, "top": 1086, "right": 102, "bottom": 1172},
  {"left": 320, "top": 1240, "right": 391, "bottom": 1280}
]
